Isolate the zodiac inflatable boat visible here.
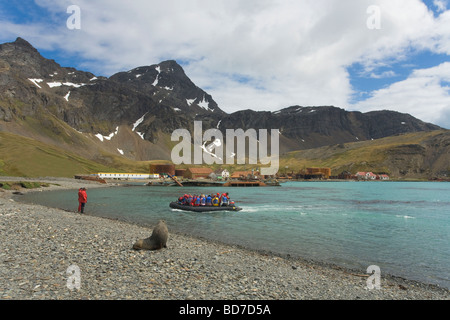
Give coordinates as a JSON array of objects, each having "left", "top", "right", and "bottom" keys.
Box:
[{"left": 169, "top": 202, "right": 242, "bottom": 212}]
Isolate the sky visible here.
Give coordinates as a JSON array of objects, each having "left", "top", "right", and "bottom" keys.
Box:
[{"left": 0, "top": 0, "right": 449, "bottom": 129}]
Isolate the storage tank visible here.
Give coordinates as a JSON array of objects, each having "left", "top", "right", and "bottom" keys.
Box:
[{"left": 150, "top": 164, "right": 175, "bottom": 176}]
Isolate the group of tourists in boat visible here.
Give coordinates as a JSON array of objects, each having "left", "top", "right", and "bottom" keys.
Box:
[
  {"left": 170, "top": 192, "right": 242, "bottom": 212},
  {"left": 177, "top": 192, "right": 234, "bottom": 207}
]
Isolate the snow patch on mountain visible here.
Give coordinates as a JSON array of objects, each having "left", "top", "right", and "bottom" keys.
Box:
[
  {"left": 152, "top": 66, "right": 161, "bottom": 86},
  {"left": 95, "top": 126, "right": 119, "bottom": 142},
  {"left": 132, "top": 114, "right": 147, "bottom": 140},
  {"left": 47, "top": 82, "right": 86, "bottom": 88},
  {"left": 186, "top": 98, "right": 196, "bottom": 106},
  {"left": 132, "top": 114, "right": 146, "bottom": 131},
  {"left": 198, "top": 95, "right": 210, "bottom": 110},
  {"left": 28, "top": 78, "right": 43, "bottom": 88}
]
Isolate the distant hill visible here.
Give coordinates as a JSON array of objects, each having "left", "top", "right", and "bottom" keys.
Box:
[
  {"left": 0, "top": 37, "right": 447, "bottom": 178},
  {"left": 280, "top": 130, "right": 450, "bottom": 180}
]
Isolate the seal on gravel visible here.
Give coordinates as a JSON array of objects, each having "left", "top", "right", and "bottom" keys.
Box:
[{"left": 133, "top": 220, "right": 168, "bottom": 250}]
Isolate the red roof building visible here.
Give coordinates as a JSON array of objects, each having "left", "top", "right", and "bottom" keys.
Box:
[
  {"left": 355, "top": 172, "right": 377, "bottom": 180},
  {"left": 183, "top": 168, "right": 213, "bottom": 179}
]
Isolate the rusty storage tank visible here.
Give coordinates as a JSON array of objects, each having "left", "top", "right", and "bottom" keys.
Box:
[
  {"left": 150, "top": 164, "right": 175, "bottom": 176},
  {"left": 175, "top": 169, "right": 186, "bottom": 177}
]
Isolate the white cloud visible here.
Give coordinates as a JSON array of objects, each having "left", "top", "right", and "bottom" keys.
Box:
[
  {"left": 369, "top": 71, "right": 397, "bottom": 79},
  {"left": 1, "top": 0, "right": 449, "bottom": 128}
]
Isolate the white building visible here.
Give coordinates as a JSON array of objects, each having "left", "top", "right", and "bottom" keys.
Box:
[
  {"left": 221, "top": 169, "right": 230, "bottom": 179},
  {"left": 95, "top": 173, "right": 159, "bottom": 180}
]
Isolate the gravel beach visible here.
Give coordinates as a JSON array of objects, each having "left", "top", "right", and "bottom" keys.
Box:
[{"left": 0, "top": 177, "right": 448, "bottom": 301}]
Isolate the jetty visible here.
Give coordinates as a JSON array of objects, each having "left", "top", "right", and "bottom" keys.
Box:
[
  {"left": 176, "top": 180, "right": 224, "bottom": 187},
  {"left": 223, "top": 179, "right": 281, "bottom": 187},
  {"left": 167, "top": 174, "right": 183, "bottom": 187},
  {"left": 146, "top": 177, "right": 280, "bottom": 187}
]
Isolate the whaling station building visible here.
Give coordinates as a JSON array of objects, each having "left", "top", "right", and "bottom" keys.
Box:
[{"left": 88, "top": 164, "right": 389, "bottom": 181}]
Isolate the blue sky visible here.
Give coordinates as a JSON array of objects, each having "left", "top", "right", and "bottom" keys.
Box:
[
  {"left": 1, "top": 0, "right": 449, "bottom": 128},
  {"left": 348, "top": 50, "right": 450, "bottom": 102}
]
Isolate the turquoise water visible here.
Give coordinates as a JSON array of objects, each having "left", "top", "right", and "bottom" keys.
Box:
[{"left": 19, "top": 181, "right": 450, "bottom": 289}]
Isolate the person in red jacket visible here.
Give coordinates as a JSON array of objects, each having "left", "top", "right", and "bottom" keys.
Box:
[{"left": 78, "top": 187, "right": 87, "bottom": 213}]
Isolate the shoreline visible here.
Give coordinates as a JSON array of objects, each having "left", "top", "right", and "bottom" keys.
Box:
[{"left": 0, "top": 177, "right": 449, "bottom": 300}]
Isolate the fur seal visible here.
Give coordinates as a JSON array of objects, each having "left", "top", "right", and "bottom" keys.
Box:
[{"left": 133, "top": 220, "right": 168, "bottom": 250}]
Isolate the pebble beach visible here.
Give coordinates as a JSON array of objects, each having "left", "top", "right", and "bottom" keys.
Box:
[{"left": 0, "top": 177, "right": 449, "bottom": 301}]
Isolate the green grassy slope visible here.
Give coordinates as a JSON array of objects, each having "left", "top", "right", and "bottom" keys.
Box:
[
  {"left": 0, "top": 131, "right": 124, "bottom": 177},
  {"left": 0, "top": 131, "right": 175, "bottom": 177}
]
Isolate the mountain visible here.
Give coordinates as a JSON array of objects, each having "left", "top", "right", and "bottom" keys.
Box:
[
  {"left": 0, "top": 37, "right": 223, "bottom": 162},
  {"left": 216, "top": 106, "right": 441, "bottom": 152},
  {"left": 110, "top": 60, "right": 222, "bottom": 115},
  {"left": 0, "top": 37, "right": 446, "bottom": 178}
]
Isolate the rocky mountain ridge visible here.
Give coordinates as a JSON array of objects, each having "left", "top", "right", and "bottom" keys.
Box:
[{"left": 0, "top": 37, "right": 445, "bottom": 169}]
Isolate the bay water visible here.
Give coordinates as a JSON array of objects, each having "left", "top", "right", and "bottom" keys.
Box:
[{"left": 19, "top": 181, "right": 450, "bottom": 289}]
